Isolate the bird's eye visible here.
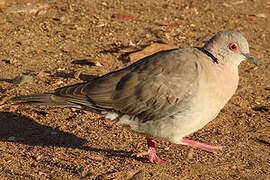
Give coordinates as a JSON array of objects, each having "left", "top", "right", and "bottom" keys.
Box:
[{"left": 228, "top": 42, "right": 240, "bottom": 53}]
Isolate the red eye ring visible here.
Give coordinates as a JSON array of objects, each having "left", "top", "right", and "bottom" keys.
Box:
[{"left": 228, "top": 42, "right": 240, "bottom": 53}]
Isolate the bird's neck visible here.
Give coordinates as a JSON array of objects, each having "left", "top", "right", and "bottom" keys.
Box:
[{"left": 210, "top": 61, "right": 239, "bottom": 101}]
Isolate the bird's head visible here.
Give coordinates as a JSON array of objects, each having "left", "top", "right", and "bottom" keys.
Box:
[{"left": 203, "top": 31, "right": 258, "bottom": 67}]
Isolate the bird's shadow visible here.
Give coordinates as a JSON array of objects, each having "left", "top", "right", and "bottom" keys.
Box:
[
  {"left": 0, "top": 78, "right": 13, "bottom": 83},
  {"left": 0, "top": 112, "right": 146, "bottom": 162}
]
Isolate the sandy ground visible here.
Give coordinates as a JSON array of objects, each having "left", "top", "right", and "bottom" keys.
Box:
[{"left": 0, "top": 0, "right": 269, "bottom": 179}]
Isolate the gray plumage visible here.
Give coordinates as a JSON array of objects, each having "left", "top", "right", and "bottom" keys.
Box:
[{"left": 11, "top": 31, "right": 258, "bottom": 143}]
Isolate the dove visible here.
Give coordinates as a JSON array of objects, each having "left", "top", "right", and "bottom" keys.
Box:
[{"left": 11, "top": 31, "right": 258, "bottom": 163}]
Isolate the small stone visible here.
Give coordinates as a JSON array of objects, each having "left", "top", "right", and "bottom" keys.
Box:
[
  {"left": 60, "top": 16, "right": 66, "bottom": 22},
  {"left": 38, "top": 171, "right": 47, "bottom": 176},
  {"left": 71, "top": 108, "right": 77, "bottom": 112},
  {"left": 193, "top": 8, "right": 199, "bottom": 15},
  {"left": 129, "top": 41, "right": 136, "bottom": 46},
  {"left": 96, "top": 24, "right": 105, "bottom": 27},
  {"left": 7, "top": 136, "right": 15, "bottom": 141},
  {"left": 164, "top": 146, "right": 170, "bottom": 150},
  {"left": 36, "top": 155, "right": 42, "bottom": 160},
  {"left": 56, "top": 68, "right": 65, "bottom": 71},
  {"left": 89, "top": 154, "right": 104, "bottom": 161},
  {"left": 101, "top": 2, "right": 108, "bottom": 6},
  {"left": 222, "top": 3, "right": 230, "bottom": 7},
  {"left": 112, "top": 13, "right": 135, "bottom": 21},
  {"left": 52, "top": 80, "right": 64, "bottom": 86},
  {"left": 13, "top": 75, "right": 34, "bottom": 85},
  {"left": 95, "top": 61, "right": 102, "bottom": 67},
  {"left": 255, "top": 13, "right": 267, "bottom": 18},
  {"left": 37, "top": 71, "right": 50, "bottom": 77},
  {"left": 105, "top": 112, "right": 119, "bottom": 120},
  {"left": 6, "top": 5, "right": 39, "bottom": 14},
  {"left": 5, "top": 3, "right": 49, "bottom": 14},
  {"left": 50, "top": 131, "right": 57, "bottom": 135},
  {"left": 231, "top": 1, "right": 243, "bottom": 5}
]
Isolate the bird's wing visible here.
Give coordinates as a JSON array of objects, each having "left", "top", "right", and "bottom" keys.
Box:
[
  {"left": 13, "top": 48, "right": 201, "bottom": 119},
  {"left": 109, "top": 48, "right": 201, "bottom": 122}
]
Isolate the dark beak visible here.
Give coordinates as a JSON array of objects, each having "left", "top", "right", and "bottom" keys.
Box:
[{"left": 242, "top": 53, "right": 259, "bottom": 66}]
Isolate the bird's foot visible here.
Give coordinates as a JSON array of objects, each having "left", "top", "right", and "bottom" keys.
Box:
[
  {"left": 135, "top": 139, "right": 166, "bottom": 163},
  {"left": 179, "top": 138, "right": 222, "bottom": 152},
  {"left": 135, "top": 148, "right": 166, "bottom": 163}
]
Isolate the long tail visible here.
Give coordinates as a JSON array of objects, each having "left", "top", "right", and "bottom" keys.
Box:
[
  {"left": 10, "top": 93, "right": 94, "bottom": 110},
  {"left": 10, "top": 80, "right": 115, "bottom": 112}
]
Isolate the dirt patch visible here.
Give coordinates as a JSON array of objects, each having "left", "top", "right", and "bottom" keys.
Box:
[{"left": 0, "top": 0, "right": 269, "bottom": 179}]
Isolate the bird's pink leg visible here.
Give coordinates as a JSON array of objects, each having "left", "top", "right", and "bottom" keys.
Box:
[
  {"left": 136, "top": 139, "right": 166, "bottom": 163},
  {"left": 179, "top": 139, "right": 222, "bottom": 152}
]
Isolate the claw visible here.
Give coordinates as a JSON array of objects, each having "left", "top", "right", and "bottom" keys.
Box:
[{"left": 135, "top": 139, "right": 166, "bottom": 163}]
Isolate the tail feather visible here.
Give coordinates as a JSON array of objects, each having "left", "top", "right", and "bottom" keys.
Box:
[
  {"left": 10, "top": 81, "right": 113, "bottom": 112},
  {"left": 10, "top": 94, "right": 89, "bottom": 109}
]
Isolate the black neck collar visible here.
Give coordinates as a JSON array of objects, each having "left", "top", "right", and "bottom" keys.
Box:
[{"left": 196, "top": 47, "right": 218, "bottom": 64}]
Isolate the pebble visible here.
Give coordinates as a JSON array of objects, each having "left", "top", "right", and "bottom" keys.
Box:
[
  {"left": 5, "top": 3, "right": 49, "bottom": 15},
  {"left": 95, "top": 61, "right": 102, "bottom": 67},
  {"left": 6, "top": 5, "right": 39, "bottom": 14},
  {"left": 222, "top": 3, "right": 230, "bottom": 7},
  {"left": 37, "top": 71, "right": 50, "bottom": 77},
  {"left": 12, "top": 75, "right": 33, "bottom": 85},
  {"left": 36, "top": 155, "right": 42, "bottom": 160},
  {"left": 51, "top": 80, "right": 64, "bottom": 86},
  {"left": 231, "top": 1, "right": 243, "bottom": 5},
  {"left": 7, "top": 136, "right": 15, "bottom": 141},
  {"left": 255, "top": 13, "right": 267, "bottom": 18}
]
